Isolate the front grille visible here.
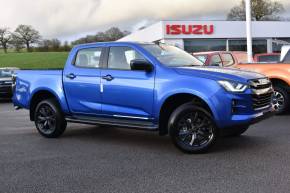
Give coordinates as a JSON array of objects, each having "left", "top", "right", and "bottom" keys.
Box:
[
  {"left": 249, "top": 78, "right": 273, "bottom": 110},
  {"left": 0, "top": 81, "right": 12, "bottom": 86}
]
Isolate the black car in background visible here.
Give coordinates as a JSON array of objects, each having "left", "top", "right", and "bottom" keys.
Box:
[{"left": 0, "top": 68, "right": 18, "bottom": 100}]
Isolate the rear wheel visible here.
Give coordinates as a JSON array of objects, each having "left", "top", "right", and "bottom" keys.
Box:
[
  {"left": 272, "top": 85, "right": 289, "bottom": 114},
  {"left": 168, "top": 103, "right": 218, "bottom": 153},
  {"left": 34, "top": 99, "right": 67, "bottom": 138}
]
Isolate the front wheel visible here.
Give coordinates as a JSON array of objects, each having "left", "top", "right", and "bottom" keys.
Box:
[
  {"left": 34, "top": 99, "right": 67, "bottom": 138},
  {"left": 272, "top": 85, "right": 289, "bottom": 115},
  {"left": 168, "top": 103, "right": 218, "bottom": 154}
]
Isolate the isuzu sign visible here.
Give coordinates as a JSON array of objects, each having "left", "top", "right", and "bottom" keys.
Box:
[{"left": 166, "top": 24, "right": 214, "bottom": 35}]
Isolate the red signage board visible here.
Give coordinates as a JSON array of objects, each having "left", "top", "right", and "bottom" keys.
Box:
[{"left": 166, "top": 24, "right": 214, "bottom": 35}]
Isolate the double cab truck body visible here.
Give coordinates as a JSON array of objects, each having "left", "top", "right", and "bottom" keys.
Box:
[
  {"left": 236, "top": 46, "right": 290, "bottom": 114},
  {"left": 13, "top": 42, "right": 274, "bottom": 153}
]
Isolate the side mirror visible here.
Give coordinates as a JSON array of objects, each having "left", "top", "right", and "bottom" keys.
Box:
[{"left": 130, "top": 59, "right": 153, "bottom": 72}]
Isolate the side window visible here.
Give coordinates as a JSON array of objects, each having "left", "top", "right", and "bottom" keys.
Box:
[
  {"left": 209, "top": 55, "right": 222, "bottom": 66},
  {"left": 75, "top": 48, "right": 102, "bottom": 68},
  {"left": 195, "top": 55, "right": 207, "bottom": 64},
  {"left": 221, "top": 53, "right": 235, "bottom": 66},
  {"left": 108, "top": 47, "right": 145, "bottom": 70}
]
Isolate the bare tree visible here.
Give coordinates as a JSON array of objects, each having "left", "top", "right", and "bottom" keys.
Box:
[
  {"left": 14, "top": 25, "right": 41, "bottom": 52},
  {"left": 63, "top": 41, "right": 71, "bottom": 51},
  {"left": 227, "top": 0, "right": 284, "bottom": 21},
  {"left": 0, "top": 28, "right": 12, "bottom": 53},
  {"left": 50, "top": 39, "right": 61, "bottom": 51},
  {"left": 10, "top": 34, "right": 25, "bottom": 52},
  {"left": 71, "top": 27, "right": 130, "bottom": 45}
]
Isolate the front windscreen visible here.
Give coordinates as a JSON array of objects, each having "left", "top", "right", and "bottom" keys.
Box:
[
  {"left": 141, "top": 44, "right": 204, "bottom": 67},
  {"left": 0, "top": 69, "right": 13, "bottom": 78},
  {"left": 195, "top": 55, "right": 208, "bottom": 64}
]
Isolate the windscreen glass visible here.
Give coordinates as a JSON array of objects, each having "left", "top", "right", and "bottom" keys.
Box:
[
  {"left": 0, "top": 70, "right": 13, "bottom": 78},
  {"left": 141, "top": 44, "right": 203, "bottom": 67}
]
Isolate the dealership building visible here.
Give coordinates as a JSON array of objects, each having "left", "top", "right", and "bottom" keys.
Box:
[{"left": 119, "top": 20, "right": 290, "bottom": 54}]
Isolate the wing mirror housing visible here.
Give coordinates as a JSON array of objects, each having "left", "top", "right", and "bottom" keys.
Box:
[{"left": 130, "top": 59, "right": 153, "bottom": 72}]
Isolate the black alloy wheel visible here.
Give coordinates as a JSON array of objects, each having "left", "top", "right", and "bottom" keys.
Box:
[
  {"left": 34, "top": 99, "right": 67, "bottom": 138},
  {"left": 169, "top": 103, "right": 218, "bottom": 153},
  {"left": 36, "top": 103, "right": 57, "bottom": 135},
  {"left": 272, "top": 85, "right": 289, "bottom": 114}
]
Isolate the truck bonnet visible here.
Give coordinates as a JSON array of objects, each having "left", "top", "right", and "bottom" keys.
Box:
[{"left": 173, "top": 66, "right": 266, "bottom": 83}]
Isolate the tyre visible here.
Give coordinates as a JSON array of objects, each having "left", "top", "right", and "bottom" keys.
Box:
[
  {"left": 272, "top": 85, "right": 289, "bottom": 115},
  {"left": 34, "top": 98, "right": 67, "bottom": 138},
  {"left": 168, "top": 103, "right": 218, "bottom": 154},
  {"left": 223, "top": 126, "right": 249, "bottom": 137}
]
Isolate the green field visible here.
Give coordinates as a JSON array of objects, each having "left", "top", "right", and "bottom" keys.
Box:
[{"left": 0, "top": 52, "right": 69, "bottom": 69}]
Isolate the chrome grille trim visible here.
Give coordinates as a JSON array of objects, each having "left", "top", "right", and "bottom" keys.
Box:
[{"left": 249, "top": 78, "right": 273, "bottom": 110}]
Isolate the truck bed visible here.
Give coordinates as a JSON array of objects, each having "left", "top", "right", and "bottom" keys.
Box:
[{"left": 13, "top": 69, "right": 68, "bottom": 111}]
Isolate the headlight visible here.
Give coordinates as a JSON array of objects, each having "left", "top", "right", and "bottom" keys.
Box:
[{"left": 218, "top": 80, "right": 248, "bottom": 93}]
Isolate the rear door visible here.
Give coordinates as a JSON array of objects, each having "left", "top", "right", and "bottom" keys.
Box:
[
  {"left": 63, "top": 47, "right": 104, "bottom": 116},
  {"left": 100, "top": 46, "right": 155, "bottom": 120}
]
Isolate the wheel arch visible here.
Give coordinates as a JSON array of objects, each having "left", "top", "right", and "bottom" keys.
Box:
[
  {"left": 270, "top": 78, "right": 289, "bottom": 88},
  {"left": 158, "top": 92, "right": 216, "bottom": 136},
  {"left": 29, "top": 89, "right": 62, "bottom": 121}
]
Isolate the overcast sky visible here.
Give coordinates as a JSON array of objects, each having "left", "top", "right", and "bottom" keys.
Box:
[{"left": 0, "top": 0, "right": 289, "bottom": 42}]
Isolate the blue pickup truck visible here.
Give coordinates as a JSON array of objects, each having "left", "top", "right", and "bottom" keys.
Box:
[{"left": 12, "top": 42, "right": 274, "bottom": 153}]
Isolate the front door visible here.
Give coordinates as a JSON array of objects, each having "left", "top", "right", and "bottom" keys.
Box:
[{"left": 100, "top": 46, "right": 155, "bottom": 120}]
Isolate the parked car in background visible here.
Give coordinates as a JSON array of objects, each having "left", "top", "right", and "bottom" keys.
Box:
[
  {"left": 254, "top": 53, "right": 281, "bottom": 63},
  {"left": 12, "top": 42, "right": 274, "bottom": 153},
  {"left": 0, "top": 68, "right": 18, "bottom": 100},
  {"left": 235, "top": 46, "right": 290, "bottom": 114},
  {"left": 193, "top": 51, "right": 250, "bottom": 67},
  {"left": 230, "top": 51, "right": 250, "bottom": 64}
]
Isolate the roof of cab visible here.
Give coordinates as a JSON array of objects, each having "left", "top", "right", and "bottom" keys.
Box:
[
  {"left": 73, "top": 41, "right": 155, "bottom": 49},
  {"left": 192, "top": 51, "right": 231, "bottom": 55}
]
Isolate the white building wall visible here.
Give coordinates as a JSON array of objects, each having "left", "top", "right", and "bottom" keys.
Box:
[
  {"left": 162, "top": 21, "right": 290, "bottom": 39},
  {"left": 118, "top": 21, "right": 163, "bottom": 42},
  {"left": 120, "top": 20, "right": 290, "bottom": 42},
  {"left": 118, "top": 20, "right": 290, "bottom": 53},
  {"left": 160, "top": 39, "right": 184, "bottom": 49}
]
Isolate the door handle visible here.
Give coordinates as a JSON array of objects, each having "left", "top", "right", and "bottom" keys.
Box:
[
  {"left": 66, "top": 73, "right": 76, "bottom": 79},
  {"left": 102, "top": 74, "right": 114, "bottom": 81}
]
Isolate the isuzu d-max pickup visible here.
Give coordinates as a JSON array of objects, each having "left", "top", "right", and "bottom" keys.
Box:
[{"left": 12, "top": 42, "right": 274, "bottom": 153}]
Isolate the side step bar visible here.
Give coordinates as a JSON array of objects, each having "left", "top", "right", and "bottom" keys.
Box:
[{"left": 65, "top": 116, "right": 159, "bottom": 131}]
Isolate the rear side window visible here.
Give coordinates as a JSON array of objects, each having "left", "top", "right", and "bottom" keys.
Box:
[
  {"left": 221, "top": 53, "right": 235, "bottom": 66},
  {"left": 108, "top": 47, "right": 145, "bottom": 70},
  {"left": 75, "top": 48, "right": 102, "bottom": 68},
  {"left": 209, "top": 54, "right": 222, "bottom": 66}
]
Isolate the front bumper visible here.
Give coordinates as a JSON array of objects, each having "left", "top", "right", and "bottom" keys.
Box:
[
  {"left": 229, "top": 106, "right": 275, "bottom": 127},
  {"left": 210, "top": 86, "right": 274, "bottom": 129}
]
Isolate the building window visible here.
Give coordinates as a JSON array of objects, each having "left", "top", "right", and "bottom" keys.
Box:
[
  {"left": 272, "top": 38, "right": 290, "bottom": 53},
  {"left": 228, "top": 39, "right": 267, "bottom": 54},
  {"left": 184, "top": 39, "right": 227, "bottom": 53}
]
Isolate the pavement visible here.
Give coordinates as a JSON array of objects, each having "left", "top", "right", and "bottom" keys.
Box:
[{"left": 1, "top": 101, "right": 290, "bottom": 193}]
